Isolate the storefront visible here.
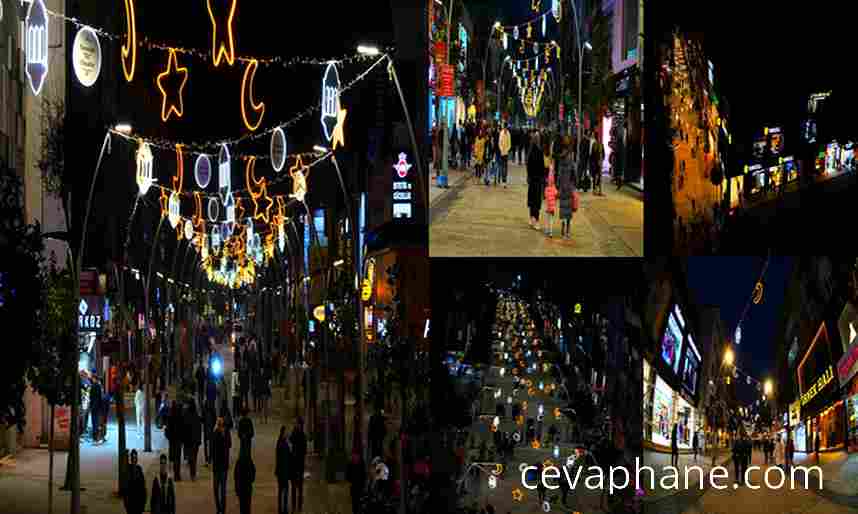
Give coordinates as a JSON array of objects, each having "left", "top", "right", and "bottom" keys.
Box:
[
  {"left": 837, "top": 301, "right": 858, "bottom": 452},
  {"left": 798, "top": 321, "right": 845, "bottom": 451},
  {"left": 846, "top": 381, "right": 858, "bottom": 452}
]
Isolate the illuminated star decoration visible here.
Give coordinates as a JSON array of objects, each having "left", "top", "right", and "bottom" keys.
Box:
[
  {"left": 245, "top": 156, "right": 274, "bottom": 223},
  {"left": 331, "top": 106, "right": 347, "bottom": 150},
  {"left": 289, "top": 155, "right": 309, "bottom": 203},
  {"left": 207, "top": 0, "right": 237, "bottom": 66},
  {"left": 157, "top": 49, "right": 189, "bottom": 122},
  {"left": 512, "top": 488, "right": 524, "bottom": 502}
]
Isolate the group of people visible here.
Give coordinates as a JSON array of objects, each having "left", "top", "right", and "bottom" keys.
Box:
[
  {"left": 525, "top": 129, "right": 586, "bottom": 240},
  {"left": 226, "top": 336, "right": 273, "bottom": 425}
]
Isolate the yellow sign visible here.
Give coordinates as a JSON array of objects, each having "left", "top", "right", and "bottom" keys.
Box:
[
  {"left": 313, "top": 305, "right": 325, "bottom": 322},
  {"left": 574, "top": 303, "right": 582, "bottom": 314},
  {"left": 361, "top": 279, "right": 372, "bottom": 301},
  {"left": 800, "top": 366, "right": 834, "bottom": 407}
]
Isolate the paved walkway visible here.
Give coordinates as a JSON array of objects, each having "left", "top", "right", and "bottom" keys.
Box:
[
  {"left": 643, "top": 448, "right": 731, "bottom": 502},
  {"left": 430, "top": 163, "right": 643, "bottom": 256}
]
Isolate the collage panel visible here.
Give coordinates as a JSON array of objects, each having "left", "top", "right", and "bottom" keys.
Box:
[
  {"left": 646, "top": 0, "right": 858, "bottom": 254},
  {"left": 0, "top": 1, "right": 430, "bottom": 514},
  {"left": 429, "top": 0, "right": 643, "bottom": 257}
]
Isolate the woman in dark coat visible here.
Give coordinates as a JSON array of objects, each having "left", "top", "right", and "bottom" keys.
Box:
[
  {"left": 166, "top": 401, "right": 183, "bottom": 481},
  {"left": 556, "top": 136, "right": 578, "bottom": 240},
  {"left": 125, "top": 449, "right": 147, "bottom": 514},
  {"left": 184, "top": 401, "right": 202, "bottom": 481},
  {"left": 275, "top": 426, "right": 291, "bottom": 514},
  {"left": 150, "top": 454, "right": 176, "bottom": 514},
  {"left": 346, "top": 452, "right": 367, "bottom": 514},
  {"left": 235, "top": 450, "right": 257, "bottom": 514},
  {"left": 526, "top": 132, "right": 545, "bottom": 228}
]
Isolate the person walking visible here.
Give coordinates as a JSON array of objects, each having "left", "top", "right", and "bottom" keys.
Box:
[
  {"left": 195, "top": 363, "right": 206, "bottom": 408},
  {"left": 692, "top": 428, "right": 699, "bottom": 462},
  {"left": 203, "top": 398, "right": 216, "bottom": 466},
  {"left": 238, "top": 407, "right": 255, "bottom": 456},
  {"left": 125, "top": 449, "right": 147, "bottom": 514},
  {"left": 275, "top": 426, "right": 292, "bottom": 514},
  {"left": 347, "top": 452, "right": 367, "bottom": 514},
  {"left": 166, "top": 401, "right": 184, "bottom": 481},
  {"left": 732, "top": 434, "right": 744, "bottom": 485},
  {"left": 590, "top": 134, "right": 603, "bottom": 196},
  {"left": 786, "top": 435, "right": 795, "bottom": 470},
  {"left": 135, "top": 383, "right": 145, "bottom": 438},
  {"left": 150, "top": 454, "right": 176, "bottom": 514},
  {"left": 499, "top": 124, "right": 511, "bottom": 187},
  {"left": 211, "top": 417, "right": 229, "bottom": 514},
  {"left": 231, "top": 369, "right": 241, "bottom": 418},
  {"left": 814, "top": 431, "right": 820, "bottom": 463},
  {"left": 774, "top": 435, "right": 785, "bottom": 469},
  {"left": 90, "top": 377, "right": 103, "bottom": 442},
  {"left": 369, "top": 408, "right": 387, "bottom": 461},
  {"left": 289, "top": 418, "right": 307, "bottom": 513},
  {"left": 484, "top": 127, "right": 496, "bottom": 186},
  {"left": 670, "top": 423, "right": 679, "bottom": 468},
  {"left": 235, "top": 448, "right": 257, "bottom": 514},
  {"left": 543, "top": 157, "right": 558, "bottom": 238},
  {"left": 474, "top": 128, "right": 486, "bottom": 180},
  {"left": 221, "top": 399, "right": 235, "bottom": 464},
  {"left": 185, "top": 400, "right": 202, "bottom": 481},
  {"left": 556, "top": 136, "right": 578, "bottom": 241},
  {"left": 526, "top": 132, "right": 545, "bottom": 229}
]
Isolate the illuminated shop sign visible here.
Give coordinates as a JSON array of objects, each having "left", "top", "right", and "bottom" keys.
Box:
[
  {"left": 800, "top": 366, "right": 835, "bottom": 407},
  {"left": 78, "top": 297, "right": 103, "bottom": 332}
]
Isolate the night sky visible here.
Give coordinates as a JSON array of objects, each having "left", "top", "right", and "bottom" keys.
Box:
[
  {"left": 686, "top": 257, "right": 794, "bottom": 404},
  {"left": 663, "top": 0, "right": 858, "bottom": 156}
]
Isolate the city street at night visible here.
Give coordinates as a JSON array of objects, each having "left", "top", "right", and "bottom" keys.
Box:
[
  {"left": 0, "top": 2, "right": 429, "bottom": 514},
  {"left": 429, "top": 0, "right": 643, "bottom": 256},
  {"left": 641, "top": 258, "right": 858, "bottom": 514}
]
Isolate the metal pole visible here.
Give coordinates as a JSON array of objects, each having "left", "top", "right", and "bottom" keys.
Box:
[
  {"left": 440, "top": 0, "right": 455, "bottom": 190},
  {"left": 568, "top": 0, "right": 584, "bottom": 170},
  {"left": 143, "top": 215, "right": 166, "bottom": 452},
  {"left": 71, "top": 130, "right": 112, "bottom": 514}
]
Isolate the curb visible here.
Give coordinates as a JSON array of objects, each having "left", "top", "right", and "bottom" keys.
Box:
[{"left": 430, "top": 171, "right": 471, "bottom": 209}]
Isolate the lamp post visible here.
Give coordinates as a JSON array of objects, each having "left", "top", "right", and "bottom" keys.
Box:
[{"left": 568, "top": 0, "right": 586, "bottom": 168}]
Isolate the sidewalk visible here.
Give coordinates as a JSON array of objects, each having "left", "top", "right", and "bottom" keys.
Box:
[
  {"left": 642, "top": 448, "right": 731, "bottom": 503},
  {"left": 793, "top": 450, "right": 858, "bottom": 500},
  {"left": 430, "top": 165, "right": 471, "bottom": 206},
  {"left": 430, "top": 163, "right": 642, "bottom": 256}
]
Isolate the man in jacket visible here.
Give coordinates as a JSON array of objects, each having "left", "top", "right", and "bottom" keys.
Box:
[
  {"left": 499, "top": 124, "right": 512, "bottom": 187},
  {"left": 289, "top": 418, "right": 307, "bottom": 513},
  {"left": 185, "top": 401, "right": 202, "bottom": 481},
  {"left": 238, "top": 407, "right": 255, "bottom": 455},
  {"left": 235, "top": 449, "right": 256, "bottom": 514},
  {"left": 211, "top": 417, "right": 229, "bottom": 514},
  {"left": 275, "top": 426, "right": 291, "bottom": 514},
  {"left": 203, "top": 400, "right": 216, "bottom": 466},
  {"left": 166, "top": 401, "right": 183, "bottom": 481},
  {"left": 125, "top": 449, "right": 147, "bottom": 514}
]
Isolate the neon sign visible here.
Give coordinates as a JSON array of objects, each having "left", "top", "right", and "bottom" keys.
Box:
[{"left": 800, "top": 366, "right": 834, "bottom": 407}]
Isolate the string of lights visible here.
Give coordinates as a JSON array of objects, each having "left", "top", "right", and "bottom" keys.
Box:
[
  {"left": 106, "top": 53, "right": 389, "bottom": 155},
  {"left": 45, "top": 8, "right": 391, "bottom": 68}
]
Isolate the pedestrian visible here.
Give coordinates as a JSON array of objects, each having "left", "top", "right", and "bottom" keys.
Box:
[
  {"left": 125, "top": 449, "right": 147, "bottom": 514},
  {"left": 670, "top": 423, "right": 679, "bottom": 468},
  {"left": 231, "top": 369, "right": 241, "bottom": 418},
  {"left": 484, "top": 127, "right": 496, "bottom": 186},
  {"left": 527, "top": 132, "right": 545, "bottom": 229},
  {"left": 235, "top": 447, "right": 256, "bottom": 514},
  {"left": 212, "top": 417, "right": 229, "bottom": 514},
  {"left": 185, "top": 400, "right": 202, "bottom": 481},
  {"left": 157, "top": 391, "right": 170, "bottom": 429},
  {"left": 731, "top": 434, "right": 744, "bottom": 485},
  {"left": 499, "top": 124, "right": 511, "bottom": 187},
  {"left": 238, "top": 406, "right": 255, "bottom": 455},
  {"left": 203, "top": 399, "right": 216, "bottom": 466},
  {"left": 474, "top": 127, "right": 486, "bottom": 180},
  {"left": 90, "top": 377, "right": 103, "bottom": 441},
  {"left": 786, "top": 435, "right": 795, "bottom": 469},
  {"left": 135, "top": 383, "right": 145, "bottom": 438},
  {"left": 692, "top": 428, "right": 699, "bottom": 462},
  {"left": 240, "top": 367, "right": 251, "bottom": 414},
  {"left": 775, "top": 435, "right": 785, "bottom": 469},
  {"left": 166, "top": 400, "right": 184, "bottom": 481},
  {"left": 590, "top": 134, "right": 603, "bottom": 195},
  {"left": 275, "top": 426, "right": 292, "bottom": 514},
  {"left": 347, "top": 452, "right": 366, "bottom": 514},
  {"left": 556, "top": 135, "right": 577, "bottom": 241},
  {"left": 289, "top": 417, "right": 307, "bottom": 513},
  {"left": 815, "top": 431, "right": 820, "bottom": 463},
  {"left": 150, "top": 454, "right": 176, "bottom": 514},
  {"left": 543, "top": 154, "right": 558, "bottom": 238},
  {"left": 369, "top": 407, "right": 387, "bottom": 461},
  {"left": 196, "top": 362, "right": 206, "bottom": 408}
]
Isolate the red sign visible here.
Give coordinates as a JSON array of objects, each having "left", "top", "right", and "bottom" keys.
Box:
[
  {"left": 80, "top": 270, "right": 98, "bottom": 296},
  {"left": 559, "top": 103, "right": 565, "bottom": 120},
  {"left": 434, "top": 41, "right": 447, "bottom": 65},
  {"left": 437, "top": 64, "right": 455, "bottom": 97}
]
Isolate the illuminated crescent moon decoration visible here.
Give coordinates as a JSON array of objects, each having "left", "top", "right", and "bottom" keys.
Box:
[
  {"left": 240, "top": 59, "right": 265, "bottom": 131},
  {"left": 207, "top": 0, "right": 237, "bottom": 67},
  {"left": 245, "top": 156, "right": 273, "bottom": 223},
  {"left": 168, "top": 192, "right": 181, "bottom": 228},
  {"left": 270, "top": 127, "right": 287, "bottom": 172},
  {"left": 753, "top": 281, "right": 764, "bottom": 304},
  {"left": 193, "top": 191, "right": 205, "bottom": 231},
  {"left": 121, "top": 0, "right": 137, "bottom": 81},
  {"left": 172, "top": 145, "right": 186, "bottom": 238},
  {"left": 195, "top": 154, "right": 212, "bottom": 189},
  {"left": 320, "top": 62, "right": 341, "bottom": 143}
]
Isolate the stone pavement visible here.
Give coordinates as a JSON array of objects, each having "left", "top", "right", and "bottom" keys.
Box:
[
  {"left": 429, "top": 163, "right": 643, "bottom": 256},
  {"left": 430, "top": 167, "right": 471, "bottom": 206},
  {"left": 647, "top": 450, "right": 858, "bottom": 514},
  {"left": 642, "top": 448, "right": 731, "bottom": 502},
  {"left": 793, "top": 450, "right": 858, "bottom": 499}
]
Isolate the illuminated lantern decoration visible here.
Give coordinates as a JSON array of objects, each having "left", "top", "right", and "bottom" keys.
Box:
[
  {"left": 184, "top": 219, "right": 194, "bottom": 240},
  {"left": 157, "top": 49, "right": 189, "bottom": 122},
  {"left": 488, "top": 475, "right": 497, "bottom": 489},
  {"left": 552, "top": 0, "right": 562, "bottom": 21},
  {"left": 207, "top": 0, "right": 237, "bottom": 66},
  {"left": 511, "top": 488, "right": 523, "bottom": 502},
  {"left": 168, "top": 192, "right": 181, "bottom": 228},
  {"left": 513, "top": 26, "right": 519, "bottom": 40},
  {"left": 211, "top": 225, "right": 221, "bottom": 251},
  {"left": 270, "top": 127, "right": 287, "bottom": 172},
  {"left": 541, "top": 15, "right": 546, "bottom": 37},
  {"left": 25, "top": 0, "right": 49, "bottom": 96},
  {"left": 289, "top": 155, "right": 309, "bottom": 203},
  {"left": 72, "top": 26, "right": 102, "bottom": 88},
  {"left": 321, "top": 62, "right": 341, "bottom": 143},
  {"left": 527, "top": 23, "right": 532, "bottom": 39},
  {"left": 277, "top": 222, "right": 285, "bottom": 253},
  {"left": 121, "top": 0, "right": 137, "bottom": 81},
  {"left": 542, "top": 500, "right": 550, "bottom": 512},
  {"left": 218, "top": 144, "right": 232, "bottom": 204},
  {"left": 502, "top": 32, "right": 508, "bottom": 50},
  {"left": 240, "top": 59, "right": 265, "bottom": 131},
  {"left": 135, "top": 142, "right": 154, "bottom": 196},
  {"left": 195, "top": 154, "right": 212, "bottom": 189},
  {"left": 207, "top": 197, "right": 220, "bottom": 222}
]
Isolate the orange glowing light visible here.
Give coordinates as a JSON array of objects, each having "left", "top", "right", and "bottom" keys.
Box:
[
  {"left": 207, "top": 0, "right": 237, "bottom": 67},
  {"left": 193, "top": 191, "right": 205, "bottom": 230},
  {"left": 331, "top": 106, "right": 347, "bottom": 150},
  {"left": 157, "top": 49, "right": 189, "bottom": 122},
  {"left": 159, "top": 187, "right": 170, "bottom": 219},
  {"left": 121, "top": 0, "right": 137, "bottom": 82},
  {"left": 289, "top": 155, "right": 309, "bottom": 203},
  {"left": 234, "top": 194, "right": 246, "bottom": 222},
  {"left": 490, "top": 424, "right": 497, "bottom": 433},
  {"left": 531, "top": 439, "right": 541, "bottom": 449},
  {"left": 240, "top": 59, "right": 265, "bottom": 131},
  {"left": 494, "top": 464, "right": 504, "bottom": 475},
  {"left": 528, "top": 387, "right": 536, "bottom": 397},
  {"left": 245, "top": 156, "right": 273, "bottom": 223},
  {"left": 512, "top": 488, "right": 523, "bottom": 502},
  {"left": 543, "top": 459, "right": 553, "bottom": 468},
  {"left": 515, "top": 416, "right": 524, "bottom": 426}
]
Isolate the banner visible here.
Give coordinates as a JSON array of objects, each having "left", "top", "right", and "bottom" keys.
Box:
[
  {"left": 434, "top": 41, "right": 447, "bottom": 66},
  {"left": 437, "top": 64, "right": 455, "bottom": 97}
]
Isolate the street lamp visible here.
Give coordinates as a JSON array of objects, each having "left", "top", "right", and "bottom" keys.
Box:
[
  {"left": 764, "top": 379, "right": 773, "bottom": 398},
  {"left": 357, "top": 45, "right": 380, "bottom": 56},
  {"left": 723, "top": 347, "right": 734, "bottom": 366}
]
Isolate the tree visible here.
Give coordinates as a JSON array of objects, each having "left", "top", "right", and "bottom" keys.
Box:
[{"left": 583, "top": 0, "right": 614, "bottom": 130}]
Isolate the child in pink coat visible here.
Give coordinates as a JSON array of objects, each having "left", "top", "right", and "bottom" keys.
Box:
[{"left": 543, "top": 164, "right": 558, "bottom": 237}]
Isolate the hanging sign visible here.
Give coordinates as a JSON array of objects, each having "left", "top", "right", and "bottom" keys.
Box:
[
  {"left": 321, "top": 62, "right": 341, "bottom": 143},
  {"left": 25, "top": 0, "right": 49, "bottom": 96},
  {"left": 800, "top": 366, "right": 834, "bottom": 407},
  {"left": 72, "top": 26, "right": 102, "bottom": 87},
  {"left": 437, "top": 64, "right": 455, "bottom": 97},
  {"left": 79, "top": 297, "right": 104, "bottom": 332},
  {"left": 392, "top": 152, "right": 413, "bottom": 219},
  {"left": 270, "top": 127, "right": 287, "bottom": 172},
  {"left": 195, "top": 154, "right": 212, "bottom": 188},
  {"left": 136, "top": 142, "right": 155, "bottom": 196},
  {"left": 218, "top": 144, "right": 232, "bottom": 203}
]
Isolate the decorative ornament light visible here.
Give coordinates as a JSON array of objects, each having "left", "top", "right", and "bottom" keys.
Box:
[
  {"left": 207, "top": 197, "right": 220, "bottom": 222},
  {"left": 270, "top": 127, "right": 287, "bottom": 172},
  {"left": 207, "top": 0, "right": 237, "bottom": 66},
  {"left": 240, "top": 59, "right": 265, "bottom": 131},
  {"left": 72, "top": 26, "right": 102, "bottom": 88},
  {"left": 527, "top": 23, "right": 533, "bottom": 39},
  {"left": 332, "top": 106, "right": 347, "bottom": 150},
  {"left": 121, "top": 0, "right": 137, "bottom": 81},
  {"left": 277, "top": 222, "right": 285, "bottom": 253},
  {"left": 552, "top": 0, "right": 562, "bottom": 21},
  {"left": 542, "top": 15, "right": 546, "bottom": 37},
  {"left": 289, "top": 155, "right": 309, "bottom": 203},
  {"left": 753, "top": 281, "right": 764, "bottom": 304},
  {"left": 488, "top": 475, "right": 497, "bottom": 490},
  {"left": 168, "top": 192, "right": 181, "bottom": 228},
  {"left": 184, "top": 219, "right": 194, "bottom": 240},
  {"left": 157, "top": 49, "right": 189, "bottom": 122},
  {"left": 218, "top": 144, "right": 232, "bottom": 204},
  {"left": 502, "top": 32, "right": 508, "bottom": 50},
  {"left": 211, "top": 225, "right": 221, "bottom": 251},
  {"left": 195, "top": 154, "right": 212, "bottom": 189},
  {"left": 25, "top": 0, "right": 49, "bottom": 96},
  {"left": 245, "top": 157, "right": 273, "bottom": 222},
  {"left": 321, "top": 62, "right": 341, "bottom": 143},
  {"left": 135, "top": 142, "right": 155, "bottom": 196},
  {"left": 513, "top": 26, "right": 519, "bottom": 40}
]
